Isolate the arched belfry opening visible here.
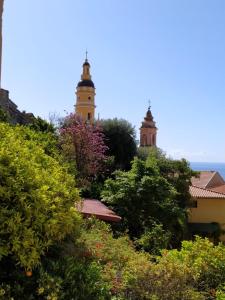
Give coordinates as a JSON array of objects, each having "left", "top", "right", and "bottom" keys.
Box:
[{"left": 140, "top": 105, "right": 157, "bottom": 147}]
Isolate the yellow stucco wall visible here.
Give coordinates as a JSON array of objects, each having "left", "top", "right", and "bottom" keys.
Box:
[
  {"left": 75, "top": 60, "right": 96, "bottom": 122},
  {"left": 189, "top": 198, "right": 225, "bottom": 241},
  {"left": 75, "top": 86, "right": 95, "bottom": 122}
]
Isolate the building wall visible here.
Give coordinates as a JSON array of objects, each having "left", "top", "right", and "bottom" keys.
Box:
[
  {"left": 75, "top": 86, "right": 95, "bottom": 122},
  {"left": 0, "top": 88, "right": 34, "bottom": 124},
  {"left": 189, "top": 198, "right": 225, "bottom": 241},
  {"left": 140, "top": 127, "right": 157, "bottom": 146}
]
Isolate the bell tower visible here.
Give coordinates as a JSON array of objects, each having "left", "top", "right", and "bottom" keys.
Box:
[
  {"left": 140, "top": 105, "right": 157, "bottom": 147},
  {"left": 75, "top": 53, "right": 96, "bottom": 122}
]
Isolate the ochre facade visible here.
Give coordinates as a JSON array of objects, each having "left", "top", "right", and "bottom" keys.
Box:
[
  {"left": 75, "top": 58, "right": 96, "bottom": 122},
  {"left": 189, "top": 197, "right": 225, "bottom": 241},
  {"left": 140, "top": 106, "right": 157, "bottom": 147}
]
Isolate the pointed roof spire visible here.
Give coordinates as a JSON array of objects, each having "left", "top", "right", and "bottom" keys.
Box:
[
  {"left": 83, "top": 49, "right": 90, "bottom": 67},
  {"left": 143, "top": 99, "right": 154, "bottom": 122},
  {"left": 148, "top": 99, "right": 151, "bottom": 110}
]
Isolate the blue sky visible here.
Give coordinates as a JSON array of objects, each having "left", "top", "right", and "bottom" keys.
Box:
[{"left": 2, "top": 0, "right": 225, "bottom": 162}]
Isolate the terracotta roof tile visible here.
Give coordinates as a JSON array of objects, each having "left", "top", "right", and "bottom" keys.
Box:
[
  {"left": 191, "top": 171, "right": 216, "bottom": 188},
  {"left": 190, "top": 185, "right": 225, "bottom": 199},
  {"left": 77, "top": 199, "right": 121, "bottom": 222},
  {"left": 210, "top": 184, "right": 225, "bottom": 194}
]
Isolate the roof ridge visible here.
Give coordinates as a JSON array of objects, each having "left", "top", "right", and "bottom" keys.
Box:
[{"left": 203, "top": 171, "right": 217, "bottom": 188}]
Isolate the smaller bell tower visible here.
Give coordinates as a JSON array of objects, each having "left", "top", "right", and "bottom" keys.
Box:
[
  {"left": 140, "top": 105, "right": 157, "bottom": 147},
  {"left": 75, "top": 52, "right": 96, "bottom": 122}
]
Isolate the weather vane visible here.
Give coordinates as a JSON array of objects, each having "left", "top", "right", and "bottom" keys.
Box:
[
  {"left": 85, "top": 49, "right": 88, "bottom": 60},
  {"left": 148, "top": 99, "right": 151, "bottom": 109}
]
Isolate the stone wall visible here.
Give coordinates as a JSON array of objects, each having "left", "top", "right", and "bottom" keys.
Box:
[{"left": 0, "top": 88, "right": 34, "bottom": 124}]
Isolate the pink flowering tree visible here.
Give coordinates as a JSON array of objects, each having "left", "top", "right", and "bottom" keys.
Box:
[{"left": 60, "top": 113, "right": 108, "bottom": 185}]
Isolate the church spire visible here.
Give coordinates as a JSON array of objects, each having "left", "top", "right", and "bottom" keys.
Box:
[
  {"left": 81, "top": 52, "right": 91, "bottom": 81},
  {"left": 140, "top": 103, "right": 157, "bottom": 147}
]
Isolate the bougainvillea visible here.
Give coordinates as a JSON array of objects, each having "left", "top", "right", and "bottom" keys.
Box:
[{"left": 60, "top": 113, "right": 108, "bottom": 183}]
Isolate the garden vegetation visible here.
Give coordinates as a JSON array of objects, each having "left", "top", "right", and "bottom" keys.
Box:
[{"left": 0, "top": 117, "right": 225, "bottom": 299}]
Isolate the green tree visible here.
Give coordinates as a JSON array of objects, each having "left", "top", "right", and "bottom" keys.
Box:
[
  {"left": 147, "top": 148, "right": 195, "bottom": 208},
  {"left": 102, "top": 154, "right": 191, "bottom": 248},
  {"left": 100, "top": 118, "right": 137, "bottom": 170},
  {"left": 0, "top": 123, "right": 81, "bottom": 270},
  {"left": 29, "top": 116, "right": 56, "bottom": 134}
]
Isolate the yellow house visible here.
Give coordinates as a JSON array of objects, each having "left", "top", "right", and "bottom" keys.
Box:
[{"left": 189, "top": 171, "right": 225, "bottom": 241}]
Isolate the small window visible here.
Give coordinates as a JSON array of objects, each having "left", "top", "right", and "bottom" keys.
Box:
[
  {"left": 88, "top": 96, "right": 91, "bottom": 100},
  {"left": 87, "top": 113, "right": 91, "bottom": 120},
  {"left": 189, "top": 200, "right": 198, "bottom": 208}
]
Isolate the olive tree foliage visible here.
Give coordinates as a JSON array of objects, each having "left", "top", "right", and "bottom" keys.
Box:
[
  {"left": 0, "top": 123, "right": 81, "bottom": 270},
  {"left": 100, "top": 118, "right": 137, "bottom": 170}
]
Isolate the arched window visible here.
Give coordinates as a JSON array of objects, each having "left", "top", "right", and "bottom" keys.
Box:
[
  {"left": 87, "top": 113, "right": 91, "bottom": 120},
  {"left": 152, "top": 134, "right": 156, "bottom": 146},
  {"left": 141, "top": 134, "right": 147, "bottom": 146}
]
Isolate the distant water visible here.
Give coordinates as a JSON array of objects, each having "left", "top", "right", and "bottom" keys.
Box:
[{"left": 190, "top": 162, "right": 225, "bottom": 180}]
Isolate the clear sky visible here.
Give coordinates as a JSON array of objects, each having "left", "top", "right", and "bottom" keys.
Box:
[{"left": 2, "top": 0, "right": 225, "bottom": 162}]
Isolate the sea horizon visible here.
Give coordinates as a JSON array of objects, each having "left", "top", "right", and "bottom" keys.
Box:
[{"left": 190, "top": 162, "right": 225, "bottom": 180}]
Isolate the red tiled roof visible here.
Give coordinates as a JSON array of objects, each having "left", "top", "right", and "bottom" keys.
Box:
[
  {"left": 191, "top": 171, "right": 216, "bottom": 188},
  {"left": 210, "top": 184, "right": 225, "bottom": 194},
  {"left": 190, "top": 185, "right": 225, "bottom": 199},
  {"left": 77, "top": 199, "right": 121, "bottom": 222}
]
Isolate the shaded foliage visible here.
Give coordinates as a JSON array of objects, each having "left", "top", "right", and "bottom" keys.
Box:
[
  {"left": 29, "top": 116, "right": 56, "bottom": 134},
  {"left": 100, "top": 118, "right": 137, "bottom": 170},
  {"left": 0, "top": 107, "right": 9, "bottom": 123}
]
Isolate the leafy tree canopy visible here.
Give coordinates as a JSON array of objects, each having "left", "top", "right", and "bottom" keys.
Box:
[
  {"left": 146, "top": 148, "right": 196, "bottom": 208},
  {"left": 29, "top": 116, "right": 56, "bottom": 134},
  {"left": 100, "top": 118, "right": 137, "bottom": 170},
  {"left": 102, "top": 149, "right": 194, "bottom": 249},
  {"left": 0, "top": 123, "right": 81, "bottom": 270}
]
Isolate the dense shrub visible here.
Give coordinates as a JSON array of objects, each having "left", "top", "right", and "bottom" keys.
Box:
[
  {"left": 75, "top": 219, "right": 207, "bottom": 300},
  {"left": 163, "top": 236, "right": 225, "bottom": 296},
  {"left": 0, "top": 123, "right": 81, "bottom": 270}
]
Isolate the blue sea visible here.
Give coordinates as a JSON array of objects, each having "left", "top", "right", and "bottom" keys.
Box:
[{"left": 190, "top": 162, "right": 225, "bottom": 180}]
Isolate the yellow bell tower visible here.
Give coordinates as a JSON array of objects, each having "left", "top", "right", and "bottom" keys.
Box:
[{"left": 75, "top": 53, "right": 96, "bottom": 122}]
